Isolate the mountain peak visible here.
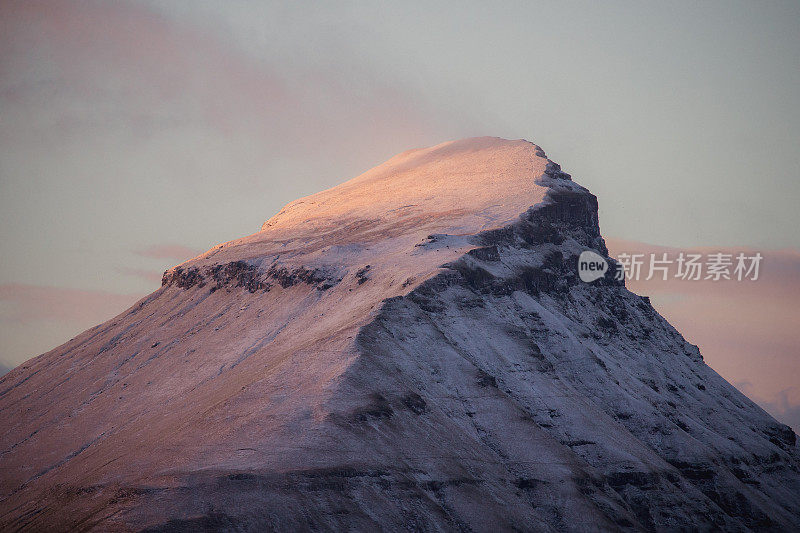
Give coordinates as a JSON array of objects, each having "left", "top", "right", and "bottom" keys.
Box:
[
  {"left": 175, "top": 136, "right": 587, "bottom": 291},
  {"left": 2, "top": 139, "right": 797, "bottom": 531},
  {"left": 260, "top": 136, "right": 571, "bottom": 236}
]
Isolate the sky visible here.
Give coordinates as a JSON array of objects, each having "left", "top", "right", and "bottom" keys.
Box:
[{"left": 0, "top": 1, "right": 798, "bottom": 427}]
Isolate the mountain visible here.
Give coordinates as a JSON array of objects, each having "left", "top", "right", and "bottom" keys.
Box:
[{"left": 0, "top": 137, "right": 797, "bottom": 531}]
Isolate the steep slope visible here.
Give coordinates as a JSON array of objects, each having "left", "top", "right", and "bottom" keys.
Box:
[{"left": 0, "top": 137, "right": 797, "bottom": 531}]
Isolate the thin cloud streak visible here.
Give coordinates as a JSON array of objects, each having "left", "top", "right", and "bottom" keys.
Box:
[
  {"left": 0, "top": 283, "right": 143, "bottom": 324},
  {"left": 136, "top": 244, "right": 202, "bottom": 261},
  {"left": 0, "top": 0, "right": 453, "bottom": 170},
  {"left": 117, "top": 267, "right": 164, "bottom": 285}
]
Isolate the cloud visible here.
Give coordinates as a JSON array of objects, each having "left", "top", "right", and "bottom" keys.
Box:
[
  {"left": 135, "top": 244, "right": 202, "bottom": 261},
  {"left": 0, "top": 283, "right": 143, "bottom": 324},
  {"left": 736, "top": 382, "right": 800, "bottom": 433},
  {"left": 124, "top": 244, "right": 204, "bottom": 286},
  {"left": 117, "top": 267, "right": 164, "bottom": 285},
  {"left": 0, "top": 283, "right": 146, "bottom": 369},
  {"left": 605, "top": 238, "right": 800, "bottom": 430},
  {"left": 766, "top": 393, "right": 800, "bottom": 433},
  {"left": 0, "top": 0, "right": 452, "bottom": 174}
]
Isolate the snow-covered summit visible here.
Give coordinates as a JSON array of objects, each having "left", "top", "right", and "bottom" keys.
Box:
[
  {"left": 261, "top": 136, "right": 559, "bottom": 235},
  {"left": 172, "top": 136, "right": 583, "bottom": 292}
]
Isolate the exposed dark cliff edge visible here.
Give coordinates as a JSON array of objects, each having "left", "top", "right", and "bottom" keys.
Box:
[
  {"left": 0, "top": 137, "right": 797, "bottom": 532},
  {"left": 161, "top": 261, "right": 341, "bottom": 293}
]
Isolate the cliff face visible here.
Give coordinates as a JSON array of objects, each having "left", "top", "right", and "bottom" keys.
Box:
[{"left": 0, "top": 138, "right": 797, "bottom": 531}]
